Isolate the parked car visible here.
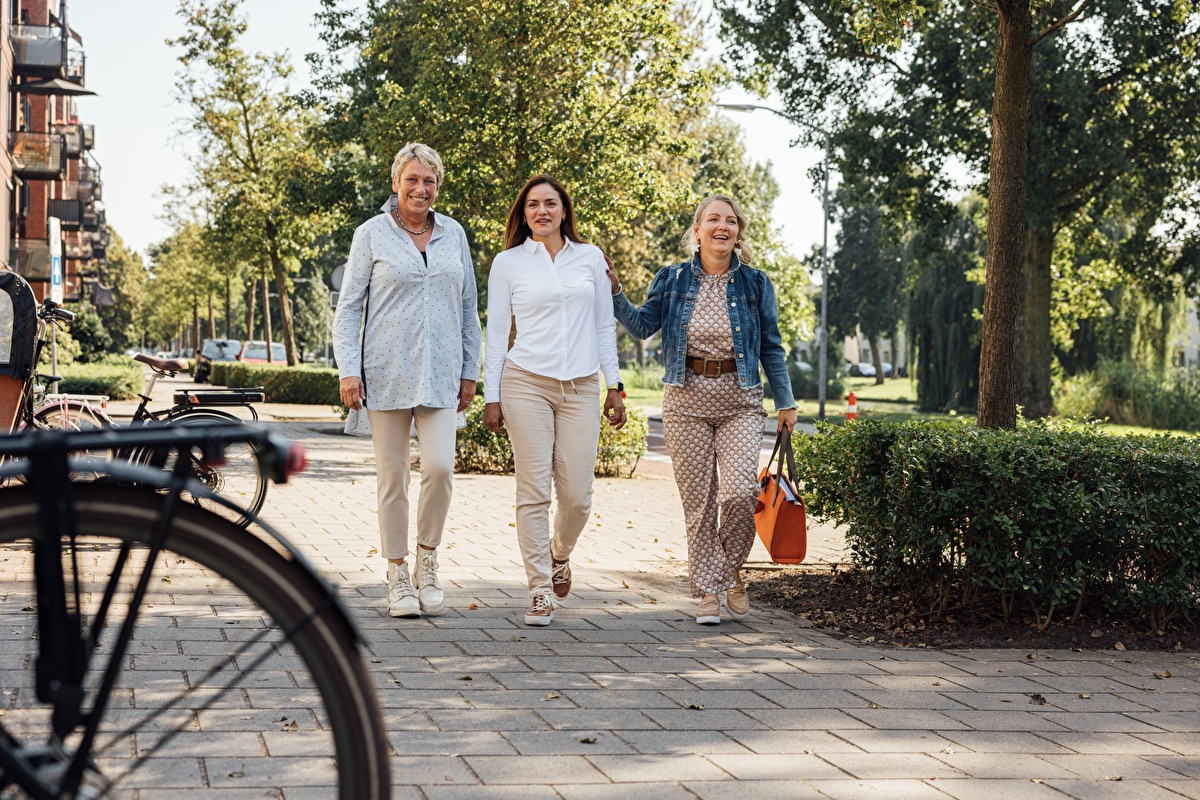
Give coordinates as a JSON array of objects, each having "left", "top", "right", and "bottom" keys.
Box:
[
  {"left": 193, "top": 337, "right": 241, "bottom": 383},
  {"left": 238, "top": 340, "right": 288, "bottom": 364},
  {"left": 848, "top": 361, "right": 877, "bottom": 377}
]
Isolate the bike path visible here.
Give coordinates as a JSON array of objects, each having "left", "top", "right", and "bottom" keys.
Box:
[{"left": 221, "top": 421, "right": 1200, "bottom": 800}]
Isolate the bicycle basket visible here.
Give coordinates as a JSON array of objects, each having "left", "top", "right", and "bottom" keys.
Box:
[{"left": 0, "top": 271, "right": 37, "bottom": 380}]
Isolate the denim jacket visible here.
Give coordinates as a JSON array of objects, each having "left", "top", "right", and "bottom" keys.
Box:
[{"left": 613, "top": 253, "right": 796, "bottom": 410}]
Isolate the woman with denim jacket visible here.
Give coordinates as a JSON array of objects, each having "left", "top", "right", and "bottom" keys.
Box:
[{"left": 607, "top": 195, "right": 797, "bottom": 624}]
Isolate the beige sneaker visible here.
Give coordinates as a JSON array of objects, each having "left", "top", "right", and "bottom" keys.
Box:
[
  {"left": 726, "top": 571, "right": 750, "bottom": 620},
  {"left": 386, "top": 562, "right": 420, "bottom": 618},
  {"left": 696, "top": 594, "right": 721, "bottom": 625},
  {"left": 551, "top": 557, "right": 572, "bottom": 599},
  {"left": 413, "top": 547, "right": 445, "bottom": 615},
  {"left": 524, "top": 591, "right": 556, "bottom": 626}
]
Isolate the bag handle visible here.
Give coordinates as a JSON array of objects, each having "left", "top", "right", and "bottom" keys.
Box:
[{"left": 764, "top": 428, "right": 799, "bottom": 508}]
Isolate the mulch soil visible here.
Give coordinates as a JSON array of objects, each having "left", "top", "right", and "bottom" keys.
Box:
[{"left": 746, "top": 566, "right": 1200, "bottom": 653}]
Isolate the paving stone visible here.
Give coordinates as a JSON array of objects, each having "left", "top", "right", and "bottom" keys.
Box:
[
  {"left": 501, "top": 730, "right": 636, "bottom": 755},
  {"left": 818, "top": 752, "right": 967, "bottom": 780},
  {"left": 556, "top": 784, "right": 698, "bottom": 800},
  {"left": 781, "top": 780, "right": 949, "bottom": 799},
  {"left": 834, "top": 729, "right": 962, "bottom": 754},
  {"left": 464, "top": 755, "right": 609, "bottom": 784},
  {"left": 1037, "top": 732, "right": 1178, "bottom": 755},
  {"left": 929, "top": 779, "right": 1080, "bottom": 799},
  {"left": 616, "top": 730, "right": 752, "bottom": 755},
  {"left": 586, "top": 753, "right": 731, "bottom": 782},
  {"left": 1039, "top": 753, "right": 1189, "bottom": 779},
  {"left": 932, "top": 753, "right": 1079, "bottom": 780},
  {"left": 1042, "top": 780, "right": 1195, "bottom": 799},
  {"left": 704, "top": 752, "right": 847, "bottom": 781},
  {"left": 388, "top": 730, "right": 517, "bottom": 756}
]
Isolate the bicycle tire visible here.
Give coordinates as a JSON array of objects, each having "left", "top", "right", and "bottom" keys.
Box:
[
  {"left": 0, "top": 484, "right": 390, "bottom": 799},
  {"left": 32, "top": 400, "right": 116, "bottom": 481},
  {"left": 139, "top": 410, "right": 269, "bottom": 527}
]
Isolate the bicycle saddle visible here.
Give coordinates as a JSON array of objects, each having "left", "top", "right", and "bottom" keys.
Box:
[{"left": 134, "top": 353, "right": 189, "bottom": 373}]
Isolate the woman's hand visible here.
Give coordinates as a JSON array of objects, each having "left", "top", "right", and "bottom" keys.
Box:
[
  {"left": 603, "top": 389, "right": 626, "bottom": 429},
  {"left": 602, "top": 253, "right": 621, "bottom": 296},
  {"left": 457, "top": 378, "right": 477, "bottom": 412},
  {"left": 777, "top": 408, "right": 798, "bottom": 434},
  {"left": 340, "top": 376, "right": 365, "bottom": 410},
  {"left": 483, "top": 402, "right": 505, "bottom": 434}
]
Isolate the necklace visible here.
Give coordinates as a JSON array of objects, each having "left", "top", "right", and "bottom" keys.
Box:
[{"left": 392, "top": 206, "right": 432, "bottom": 236}]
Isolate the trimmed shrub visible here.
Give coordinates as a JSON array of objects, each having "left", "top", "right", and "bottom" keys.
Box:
[
  {"left": 454, "top": 397, "right": 648, "bottom": 478},
  {"left": 793, "top": 419, "right": 1200, "bottom": 632},
  {"left": 209, "top": 363, "right": 341, "bottom": 406},
  {"left": 57, "top": 361, "right": 144, "bottom": 400}
]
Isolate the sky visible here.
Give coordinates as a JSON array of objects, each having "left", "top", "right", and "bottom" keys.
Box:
[{"left": 68, "top": 1, "right": 834, "bottom": 265}]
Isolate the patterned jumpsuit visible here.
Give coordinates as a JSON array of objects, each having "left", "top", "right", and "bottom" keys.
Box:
[{"left": 662, "top": 272, "right": 766, "bottom": 598}]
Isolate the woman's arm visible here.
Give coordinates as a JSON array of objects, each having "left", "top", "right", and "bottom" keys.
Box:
[
  {"left": 331, "top": 227, "right": 372, "bottom": 408},
  {"left": 457, "top": 225, "right": 483, "bottom": 387},
  {"left": 592, "top": 252, "right": 621, "bottom": 391},
  {"left": 483, "top": 256, "right": 513, "bottom": 404},
  {"left": 611, "top": 264, "right": 670, "bottom": 340},
  {"left": 757, "top": 271, "right": 796, "bottom": 413}
]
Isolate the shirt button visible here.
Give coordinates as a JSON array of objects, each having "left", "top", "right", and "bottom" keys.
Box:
[
  {"left": 738, "top": 353, "right": 743, "bottom": 358},
  {"left": 731, "top": 302, "right": 737, "bottom": 307},
  {"left": 735, "top": 327, "right": 741, "bottom": 332}
]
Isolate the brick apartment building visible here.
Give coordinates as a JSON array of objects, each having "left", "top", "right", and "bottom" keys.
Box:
[{"left": 1, "top": 0, "right": 103, "bottom": 303}]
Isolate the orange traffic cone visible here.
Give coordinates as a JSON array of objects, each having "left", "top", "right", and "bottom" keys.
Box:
[{"left": 847, "top": 391, "right": 857, "bottom": 421}]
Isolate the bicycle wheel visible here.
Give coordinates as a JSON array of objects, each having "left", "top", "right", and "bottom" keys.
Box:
[
  {"left": 0, "top": 484, "right": 390, "bottom": 799},
  {"left": 151, "top": 410, "right": 268, "bottom": 526},
  {"left": 32, "top": 401, "right": 115, "bottom": 481}
]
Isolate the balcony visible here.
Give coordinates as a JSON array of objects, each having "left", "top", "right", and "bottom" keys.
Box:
[
  {"left": 10, "top": 238, "right": 51, "bottom": 280},
  {"left": 10, "top": 131, "right": 66, "bottom": 178},
  {"left": 54, "top": 124, "right": 83, "bottom": 157},
  {"left": 11, "top": 24, "right": 68, "bottom": 78},
  {"left": 48, "top": 198, "right": 84, "bottom": 229},
  {"left": 81, "top": 124, "right": 94, "bottom": 150},
  {"left": 81, "top": 206, "right": 105, "bottom": 232},
  {"left": 67, "top": 44, "right": 86, "bottom": 85}
]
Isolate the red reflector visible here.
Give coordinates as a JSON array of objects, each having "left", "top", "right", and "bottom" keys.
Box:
[
  {"left": 285, "top": 444, "right": 308, "bottom": 479},
  {"left": 190, "top": 396, "right": 200, "bottom": 404}
]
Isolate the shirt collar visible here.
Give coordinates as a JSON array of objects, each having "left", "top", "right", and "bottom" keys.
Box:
[{"left": 521, "top": 236, "right": 576, "bottom": 255}]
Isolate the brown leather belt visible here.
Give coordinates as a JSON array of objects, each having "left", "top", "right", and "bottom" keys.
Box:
[{"left": 686, "top": 356, "right": 737, "bottom": 377}]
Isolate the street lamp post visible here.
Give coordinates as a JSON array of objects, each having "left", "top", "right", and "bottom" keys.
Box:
[{"left": 716, "top": 103, "right": 833, "bottom": 419}]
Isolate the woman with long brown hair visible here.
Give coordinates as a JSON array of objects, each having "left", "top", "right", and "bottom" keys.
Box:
[{"left": 483, "top": 174, "right": 626, "bottom": 626}]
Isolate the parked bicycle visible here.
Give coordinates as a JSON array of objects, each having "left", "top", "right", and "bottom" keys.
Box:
[
  {"left": 0, "top": 424, "right": 390, "bottom": 799},
  {"left": 20, "top": 301, "right": 271, "bottom": 526}
]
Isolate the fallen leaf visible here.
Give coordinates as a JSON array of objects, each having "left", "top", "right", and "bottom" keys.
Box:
[
  {"left": 621, "top": 580, "right": 630, "bottom": 588},
  {"left": 1028, "top": 693, "right": 1047, "bottom": 705},
  {"left": 458, "top": 675, "right": 473, "bottom": 681},
  {"left": 1078, "top": 693, "right": 1092, "bottom": 699},
  {"left": 1154, "top": 670, "right": 1172, "bottom": 679},
  {"left": 468, "top": 603, "right": 478, "bottom": 610},
  {"left": 1114, "top": 642, "right": 1126, "bottom": 651},
  {"left": 868, "top": 703, "right": 880, "bottom": 709},
  {"left": 657, "top": 646, "right": 678, "bottom": 652},
  {"left": 1090, "top": 628, "right": 1103, "bottom": 639},
  {"left": 1104, "top": 776, "right": 1123, "bottom": 781},
  {"left": 543, "top": 692, "right": 561, "bottom": 701},
  {"left": 579, "top": 736, "right": 597, "bottom": 744},
  {"left": 687, "top": 704, "right": 705, "bottom": 710}
]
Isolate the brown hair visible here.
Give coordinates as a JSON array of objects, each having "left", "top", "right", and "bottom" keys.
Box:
[
  {"left": 503, "top": 175, "right": 587, "bottom": 250},
  {"left": 681, "top": 194, "right": 753, "bottom": 263}
]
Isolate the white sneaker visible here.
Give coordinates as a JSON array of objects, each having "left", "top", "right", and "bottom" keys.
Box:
[
  {"left": 523, "top": 591, "right": 556, "bottom": 626},
  {"left": 387, "top": 562, "right": 421, "bottom": 618},
  {"left": 413, "top": 548, "right": 445, "bottom": 615}
]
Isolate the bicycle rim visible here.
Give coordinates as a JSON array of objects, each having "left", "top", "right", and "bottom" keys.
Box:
[
  {"left": 0, "top": 485, "right": 390, "bottom": 799},
  {"left": 31, "top": 403, "right": 114, "bottom": 482},
  {"left": 158, "top": 411, "right": 268, "bottom": 526}
]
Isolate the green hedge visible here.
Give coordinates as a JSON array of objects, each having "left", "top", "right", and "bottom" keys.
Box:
[
  {"left": 1056, "top": 360, "right": 1200, "bottom": 431},
  {"left": 455, "top": 397, "right": 648, "bottom": 478},
  {"left": 57, "top": 361, "right": 144, "bottom": 400},
  {"left": 210, "top": 362, "right": 341, "bottom": 406},
  {"left": 793, "top": 419, "right": 1200, "bottom": 633}
]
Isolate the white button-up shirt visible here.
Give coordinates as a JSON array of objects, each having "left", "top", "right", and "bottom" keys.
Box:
[
  {"left": 332, "top": 198, "right": 482, "bottom": 410},
  {"left": 484, "top": 237, "right": 620, "bottom": 403}
]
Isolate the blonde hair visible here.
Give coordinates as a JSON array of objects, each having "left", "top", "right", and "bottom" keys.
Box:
[
  {"left": 390, "top": 142, "right": 444, "bottom": 187},
  {"left": 681, "top": 194, "right": 753, "bottom": 263}
]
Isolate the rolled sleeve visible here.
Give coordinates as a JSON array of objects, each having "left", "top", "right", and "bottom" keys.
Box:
[{"left": 457, "top": 228, "right": 483, "bottom": 381}]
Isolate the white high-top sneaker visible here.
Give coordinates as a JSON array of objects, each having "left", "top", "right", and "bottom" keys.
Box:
[
  {"left": 386, "top": 562, "right": 421, "bottom": 618},
  {"left": 413, "top": 548, "right": 446, "bottom": 615}
]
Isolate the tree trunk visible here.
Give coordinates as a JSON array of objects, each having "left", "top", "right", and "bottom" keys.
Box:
[
  {"left": 207, "top": 292, "right": 216, "bottom": 339},
  {"left": 869, "top": 337, "right": 884, "bottom": 385},
  {"left": 977, "top": 1, "right": 1033, "bottom": 430},
  {"left": 1015, "top": 224, "right": 1055, "bottom": 418},
  {"left": 224, "top": 273, "right": 232, "bottom": 339},
  {"left": 265, "top": 220, "right": 298, "bottom": 366},
  {"left": 191, "top": 301, "right": 200, "bottom": 357},
  {"left": 246, "top": 278, "right": 257, "bottom": 342},
  {"left": 261, "top": 272, "right": 274, "bottom": 362}
]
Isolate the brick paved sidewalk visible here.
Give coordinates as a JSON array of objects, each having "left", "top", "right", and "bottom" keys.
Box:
[{"left": 249, "top": 422, "right": 1200, "bottom": 800}]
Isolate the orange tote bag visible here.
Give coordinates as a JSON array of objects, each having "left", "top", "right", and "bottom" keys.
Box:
[{"left": 754, "top": 430, "right": 807, "bottom": 564}]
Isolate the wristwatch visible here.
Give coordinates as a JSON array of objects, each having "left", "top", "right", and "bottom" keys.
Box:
[{"left": 614, "top": 381, "right": 626, "bottom": 398}]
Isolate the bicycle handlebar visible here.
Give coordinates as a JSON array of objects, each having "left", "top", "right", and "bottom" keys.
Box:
[
  {"left": 0, "top": 423, "right": 306, "bottom": 484},
  {"left": 38, "top": 299, "right": 76, "bottom": 323}
]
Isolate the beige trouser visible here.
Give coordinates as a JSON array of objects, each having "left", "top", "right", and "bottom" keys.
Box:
[
  {"left": 501, "top": 361, "right": 601, "bottom": 596},
  {"left": 367, "top": 406, "right": 458, "bottom": 561}
]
